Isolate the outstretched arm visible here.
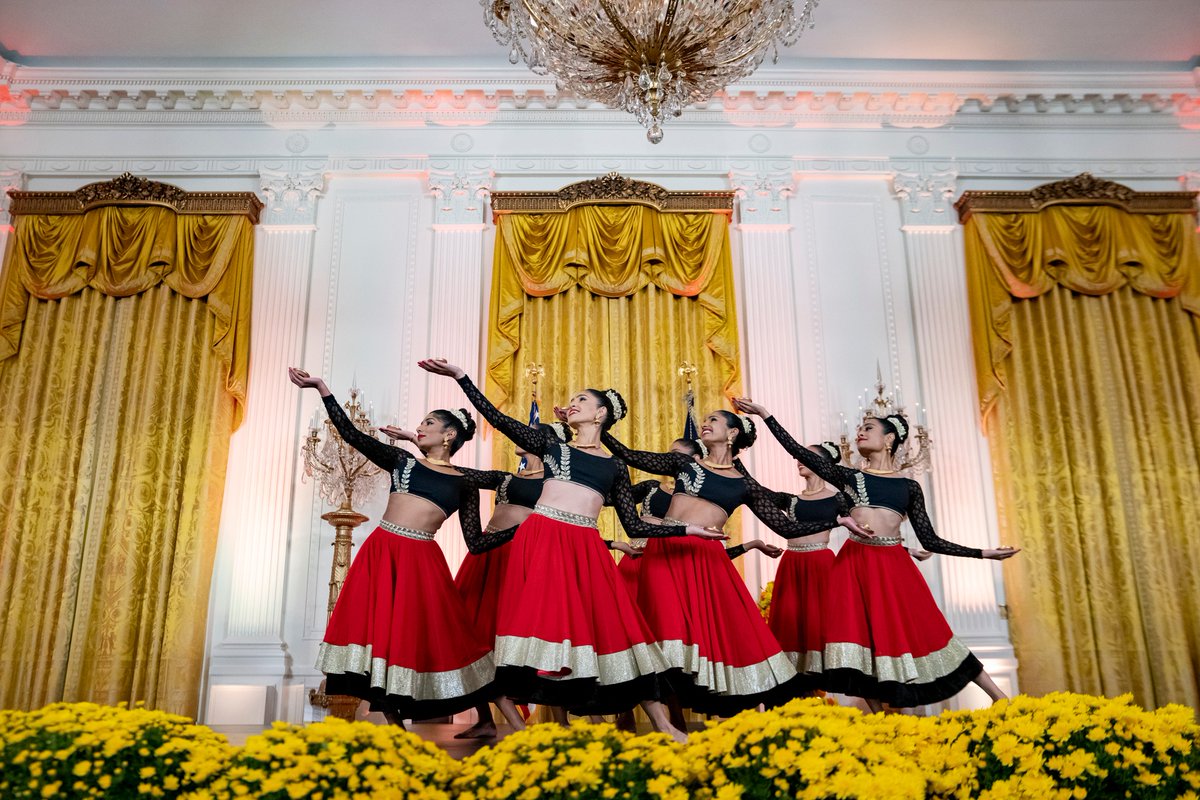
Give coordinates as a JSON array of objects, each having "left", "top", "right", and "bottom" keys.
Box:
[
  {"left": 611, "top": 461, "right": 727, "bottom": 541},
  {"left": 419, "top": 359, "right": 549, "bottom": 454},
  {"left": 458, "top": 475, "right": 519, "bottom": 554},
  {"left": 732, "top": 398, "right": 855, "bottom": 488},
  {"left": 601, "top": 432, "right": 688, "bottom": 476},
  {"left": 905, "top": 479, "right": 983, "bottom": 558}
]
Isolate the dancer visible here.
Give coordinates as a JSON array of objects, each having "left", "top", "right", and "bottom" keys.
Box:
[
  {"left": 288, "top": 367, "right": 525, "bottom": 730},
  {"left": 419, "top": 358, "right": 726, "bottom": 741},
  {"left": 601, "top": 411, "right": 866, "bottom": 715},
  {"left": 733, "top": 397, "right": 1019, "bottom": 708}
]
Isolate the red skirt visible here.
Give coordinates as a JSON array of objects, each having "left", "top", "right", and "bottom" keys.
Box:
[
  {"left": 821, "top": 538, "right": 982, "bottom": 707},
  {"left": 768, "top": 545, "right": 836, "bottom": 675},
  {"left": 316, "top": 525, "right": 496, "bottom": 719},
  {"left": 637, "top": 535, "right": 800, "bottom": 714},
  {"left": 616, "top": 550, "right": 643, "bottom": 605},
  {"left": 493, "top": 512, "right": 671, "bottom": 714},
  {"left": 454, "top": 543, "right": 513, "bottom": 642}
]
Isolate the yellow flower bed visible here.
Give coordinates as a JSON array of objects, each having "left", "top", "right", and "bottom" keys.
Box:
[
  {"left": 0, "top": 702, "right": 232, "bottom": 799},
  {"left": 452, "top": 721, "right": 689, "bottom": 800},
  {"left": 202, "top": 718, "right": 457, "bottom": 800},
  {"left": 1, "top": 693, "right": 1196, "bottom": 799}
]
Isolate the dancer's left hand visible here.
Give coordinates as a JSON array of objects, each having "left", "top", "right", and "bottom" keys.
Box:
[
  {"left": 418, "top": 358, "right": 465, "bottom": 379},
  {"left": 553, "top": 405, "right": 569, "bottom": 423},
  {"left": 909, "top": 548, "right": 933, "bottom": 562},
  {"left": 732, "top": 397, "right": 768, "bottom": 417},
  {"left": 611, "top": 541, "right": 644, "bottom": 558},
  {"left": 838, "top": 515, "right": 876, "bottom": 538},
  {"left": 748, "top": 539, "right": 783, "bottom": 558}
]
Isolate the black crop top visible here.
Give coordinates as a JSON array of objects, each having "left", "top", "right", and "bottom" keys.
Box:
[
  {"left": 453, "top": 375, "right": 686, "bottom": 540},
  {"left": 631, "top": 480, "right": 675, "bottom": 519},
  {"left": 761, "top": 415, "right": 983, "bottom": 559},
  {"left": 473, "top": 470, "right": 545, "bottom": 510},
  {"left": 769, "top": 492, "right": 845, "bottom": 532},
  {"left": 322, "top": 393, "right": 513, "bottom": 556},
  {"left": 601, "top": 433, "right": 848, "bottom": 540}
]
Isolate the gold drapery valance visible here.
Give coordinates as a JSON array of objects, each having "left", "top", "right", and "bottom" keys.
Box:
[
  {"left": 1, "top": 175, "right": 260, "bottom": 427},
  {"left": 487, "top": 204, "right": 740, "bottom": 409},
  {"left": 958, "top": 175, "right": 1200, "bottom": 419}
]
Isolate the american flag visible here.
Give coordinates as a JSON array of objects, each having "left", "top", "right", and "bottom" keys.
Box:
[{"left": 518, "top": 396, "right": 540, "bottom": 471}]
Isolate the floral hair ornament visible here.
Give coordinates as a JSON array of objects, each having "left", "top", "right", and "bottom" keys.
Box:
[{"left": 604, "top": 389, "right": 626, "bottom": 421}]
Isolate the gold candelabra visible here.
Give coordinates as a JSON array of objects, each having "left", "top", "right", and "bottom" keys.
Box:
[
  {"left": 301, "top": 385, "right": 388, "bottom": 720},
  {"left": 837, "top": 365, "right": 932, "bottom": 474}
]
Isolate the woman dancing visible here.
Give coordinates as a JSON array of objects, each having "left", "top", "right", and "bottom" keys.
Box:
[
  {"left": 601, "top": 411, "right": 865, "bottom": 715},
  {"left": 288, "top": 367, "right": 525, "bottom": 730},
  {"left": 419, "top": 358, "right": 725, "bottom": 741},
  {"left": 734, "top": 398, "right": 1018, "bottom": 708}
]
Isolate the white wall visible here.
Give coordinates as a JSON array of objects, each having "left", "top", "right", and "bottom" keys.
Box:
[{"left": 2, "top": 61, "right": 1198, "bottom": 731}]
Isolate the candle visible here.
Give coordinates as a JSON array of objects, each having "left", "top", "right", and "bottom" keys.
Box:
[
  {"left": 839, "top": 413, "right": 849, "bottom": 437},
  {"left": 309, "top": 408, "right": 319, "bottom": 431},
  {"left": 368, "top": 401, "right": 374, "bottom": 423},
  {"left": 895, "top": 384, "right": 904, "bottom": 411}
]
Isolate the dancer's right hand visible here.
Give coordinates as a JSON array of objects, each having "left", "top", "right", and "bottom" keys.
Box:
[
  {"left": 611, "top": 541, "right": 644, "bottom": 558},
  {"left": 732, "top": 397, "right": 768, "bottom": 417},
  {"left": 418, "top": 358, "right": 465, "bottom": 379},
  {"left": 379, "top": 426, "right": 419, "bottom": 443},
  {"left": 288, "top": 367, "right": 328, "bottom": 395},
  {"left": 553, "top": 405, "right": 569, "bottom": 423},
  {"left": 983, "top": 547, "right": 1021, "bottom": 560},
  {"left": 685, "top": 524, "right": 729, "bottom": 541}
]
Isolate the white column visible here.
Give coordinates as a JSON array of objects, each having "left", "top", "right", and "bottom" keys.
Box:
[
  {"left": 424, "top": 169, "right": 492, "bottom": 573},
  {"left": 892, "top": 167, "right": 1019, "bottom": 705},
  {"left": 730, "top": 171, "right": 801, "bottom": 594},
  {"left": 203, "top": 169, "right": 326, "bottom": 731},
  {"left": 0, "top": 170, "right": 25, "bottom": 262}
]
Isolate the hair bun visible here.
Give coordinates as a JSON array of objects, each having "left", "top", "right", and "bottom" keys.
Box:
[
  {"left": 457, "top": 408, "right": 477, "bottom": 441},
  {"left": 604, "top": 388, "right": 627, "bottom": 422}
]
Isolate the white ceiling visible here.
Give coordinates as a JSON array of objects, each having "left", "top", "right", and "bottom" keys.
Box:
[{"left": 2, "top": 0, "right": 1198, "bottom": 68}]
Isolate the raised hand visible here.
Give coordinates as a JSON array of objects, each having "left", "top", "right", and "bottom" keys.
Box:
[
  {"left": 732, "top": 397, "right": 768, "bottom": 417},
  {"left": 417, "top": 358, "right": 465, "bottom": 379},
  {"left": 379, "top": 426, "right": 419, "bottom": 443},
  {"left": 288, "top": 367, "right": 328, "bottom": 394},
  {"left": 553, "top": 405, "right": 570, "bottom": 423},
  {"left": 983, "top": 546, "right": 1021, "bottom": 561}
]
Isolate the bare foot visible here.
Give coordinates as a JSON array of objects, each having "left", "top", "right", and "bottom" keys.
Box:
[{"left": 453, "top": 720, "right": 498, "bottom": 739}]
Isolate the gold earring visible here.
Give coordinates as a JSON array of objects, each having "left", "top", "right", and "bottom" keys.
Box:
[{"left": 443, "top": 437, "right": 451, "bottom": 448}]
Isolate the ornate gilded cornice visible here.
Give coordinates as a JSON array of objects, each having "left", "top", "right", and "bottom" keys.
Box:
[
  {"left": 955, "top": 173, "right": 1199, "bottom": 221},
  {"left": 7, "top": 172, "right": 264, "bottom": 221},
  {"left": 491, "top": 172, "right": 734, "bottom": 218}
]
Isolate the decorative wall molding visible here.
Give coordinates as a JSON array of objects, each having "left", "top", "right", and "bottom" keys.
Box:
[
  {"left": 2, "top": 58, "right": 1196, "bottom": 130},
  {"left": 259, "top": 169, "right": 327, "bottom": 226},
  {"left": 428, "top": 169, "right": 492, "bottom": 227},
  {"left": 893, "top": 168, "right": 959, "bottom": 228},
  {"left": 0, "top": 169, "right": 25, "bottom": 227},
  {"left": 730, "top": 171, "right": 795, "bottom": 227}
]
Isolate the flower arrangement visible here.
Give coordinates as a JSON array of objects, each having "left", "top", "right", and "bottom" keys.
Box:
[
  {"left": 206, "top": 718, "right": 457, "bottom": 800},
  {"left": 685, "top": 697, "right": 932, "bottom": 799},
  {"left": 757, "top": 581, "right": 774, "bottom": 622},
  {"left": 1, "top": 693, "right": 1196, "bottom": 800},
  {"left": 451, "top": 720, "right": 689, "bottom": 800},
  {"left": 0, "top": 702, "right": 231, "bottom": 800}
]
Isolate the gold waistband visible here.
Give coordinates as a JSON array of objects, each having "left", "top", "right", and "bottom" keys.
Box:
[
  {"left": 380, "top": 519, "right": 436, "bottom": 541},
  {"left": 662, "top": 517, "right": 690, "bottom": 527},
  {"left": 848, "top": 531, "right": 902, "bottom": 547},
  {"left": 787, "top": 541, "right": 829, "bottom": 552},
  {"left": 533, "top": 504, "right": 598, "bottom": 529}
]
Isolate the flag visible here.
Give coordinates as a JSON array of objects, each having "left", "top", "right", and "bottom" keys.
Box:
[
  {"left": 682, "top": 386, "right": 699, "bottom": 442},
  {"left": 519, "top": 396, "right": 540, "bottom": 471}
]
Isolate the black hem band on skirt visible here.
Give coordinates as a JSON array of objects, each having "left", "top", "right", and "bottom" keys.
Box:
[
  {"left": 498, "top": 665, "right": 669, "bottom": 716},
  {"left": 669, "top": 671, "right": 816, "bottom": 717},
  {"left": 324, "top": 671, "right": 499, "bottom": 721},
  {"left": 820, "top": 652, "right": 983, "bottom": 708}
]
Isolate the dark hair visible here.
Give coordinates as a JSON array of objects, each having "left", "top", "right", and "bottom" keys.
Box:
[
  {"left": 715, "top": 410, "right": 757, "bottom": 455},
  {"left": 671, "top": 438, "right": 703, "bottom": 457},
  {"left": 876, "top": 414, "right": 909, "bottom": 456},
  {"left": 809, "top": 441, "right": 841, "bottom": 463},
  {"left": 539, "top": 421, "right": 573, "bottom": 443},
  {"left": 431, "top": 408, "right": 477, "bottom": 455},
  {"left": 586, "top": 388, "right": 627, "bottom": 431}
]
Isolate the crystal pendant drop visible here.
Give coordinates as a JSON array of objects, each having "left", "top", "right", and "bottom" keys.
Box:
[{"left": 647, "top": 124, "right": 664, "bottom": 144}]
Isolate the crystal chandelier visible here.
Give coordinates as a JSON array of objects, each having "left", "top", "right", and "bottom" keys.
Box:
[{"left": 481, "top": 0, "right": 819, "bottom": 143}]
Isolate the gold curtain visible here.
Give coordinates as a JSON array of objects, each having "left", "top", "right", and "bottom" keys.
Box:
[
  {"left": 486, "top": 205, "right": 742, "bottom": 543},
  {"left": 964, "top": 205, "right": 1200, "bottom": 708},
  {"left": 0, "top": 205, "right": 254, "bottom": 716}
]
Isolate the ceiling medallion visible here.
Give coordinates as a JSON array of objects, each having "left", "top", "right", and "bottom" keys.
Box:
[{"left": 481, "top": 0, "right": 819, "bottom": 144}]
